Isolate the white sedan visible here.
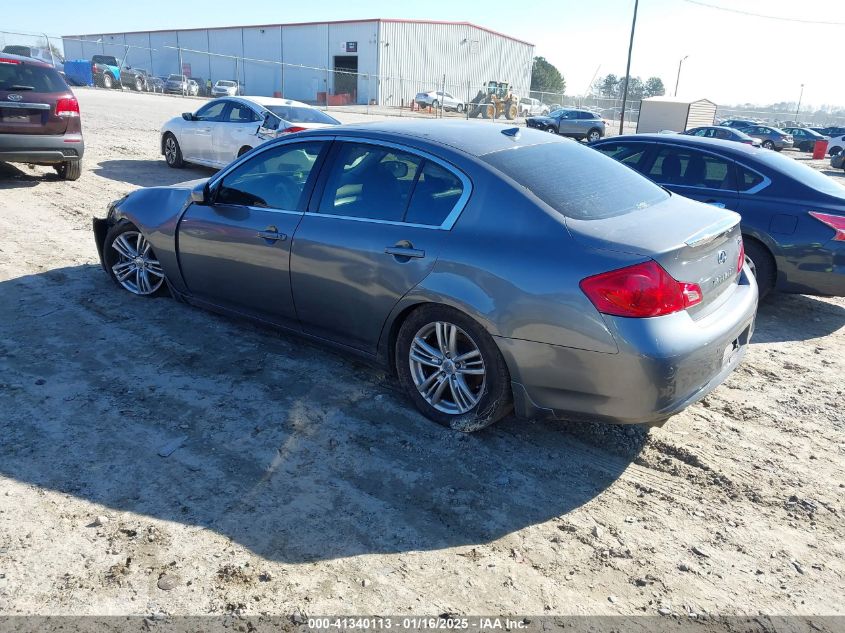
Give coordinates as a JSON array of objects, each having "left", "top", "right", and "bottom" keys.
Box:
[{"left": 160, "top": 96, "right": 340, "bottom": 169}]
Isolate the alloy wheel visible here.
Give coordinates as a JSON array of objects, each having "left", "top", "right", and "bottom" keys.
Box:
[
  {"left": 408, "top": 321, "right": 486, "bottom": 415},
  {"left": 164, "top": 137, "right": 177, "bottom": 165},
  {"left": 110, "top": 231, "right": 165, "bottom": 295}
]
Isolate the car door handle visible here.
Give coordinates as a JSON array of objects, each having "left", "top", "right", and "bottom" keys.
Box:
[
  {"left": 385, "top": 246, "right": 425, "bottom": 259},
  {"left": 257, "top": 228, "right": 286, "bottom": 242}
]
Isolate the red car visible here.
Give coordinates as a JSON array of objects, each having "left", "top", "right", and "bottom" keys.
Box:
[{"left": 0, "top": 52, "right": 83, "bottom": 180}]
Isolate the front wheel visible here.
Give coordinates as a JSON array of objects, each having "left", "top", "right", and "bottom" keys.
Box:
[
  {"left": 396, "top": 305, "right": 512, "bottom": 432},
  {"left": 456, "top": 103, "right": 464, "bottom": 113},
  {"left": 830, "top": 146, "right": 843, "bottom": 157},
  {"left": 103, "top": 223, "right": 167, "bottom": 297},
  {"left": 135, "top": 77, "right": 144, "bottom": 91},
  {"left": 163, "top": 133, "right": 184, "bottom": 168},
  {"left": 431, "top": 100, "right": 439, "bottom": 110}
]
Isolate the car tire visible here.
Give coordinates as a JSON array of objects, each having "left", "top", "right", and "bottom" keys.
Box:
[
  {"left": 395, "top": 304, "right": 512, "bottom": 432},
  {"left": 55, "top": 160, "right": 82, "bottom": 181},
  {"left": 830, "top": 146, "right": 843, "bottom": 157},
  {"left": 587, "top": 128, "right": 602, "bottom": 143},
  {"left": 135, "top": 77, "right": 143, "bottom": 91},
  {"left": 103, "top": 222, "right": 168, "bottom": 297},
  {"left": 163, "top": 133, "right": 185, "bottom": 168},
  {"left": 237, "top": 146, "right": 252, "bottom": 157},
  {"left": 744, "top": 238, "right": 776, "bottom": 299},
  {"left": 431, "top": 100, "right": 439, "bottom": 110},
  {"left": 762, "top": 140, "right": 775, "bottom": 150},
  {"left": 456, "top": 104, "right": 464, "bottom": 113},
  {"left": 102, "top": 73, "right": 114, "bottom": 89}
]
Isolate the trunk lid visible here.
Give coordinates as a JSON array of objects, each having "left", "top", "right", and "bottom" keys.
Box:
[
  {"left": 0, "top": 59, "right": 71, "bottom": 135},
  {"left": 566, "top": 194, "right": 744, "bottom": 314}
]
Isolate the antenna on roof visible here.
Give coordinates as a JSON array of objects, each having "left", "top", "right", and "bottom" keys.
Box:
[{"left": 501, "top": 127, "right": 520, "bottom": 139}]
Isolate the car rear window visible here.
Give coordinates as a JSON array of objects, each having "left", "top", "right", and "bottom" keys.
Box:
[
  {"left": 0, "top": 62, "right": 67, "bottom": 92},
  {"left": 265, "top": 105, "right": 339, "bottom": 125},
  {"left": 758, "top": 151, "right": 845, "bottom": 197},
  {"left": 482, "top": 141, "right": 668, "bottom": 220}
]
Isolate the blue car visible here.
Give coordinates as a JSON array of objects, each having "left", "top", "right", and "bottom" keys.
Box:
[{"left": 592, "top": 134, "right": 845, "bottom": 297}]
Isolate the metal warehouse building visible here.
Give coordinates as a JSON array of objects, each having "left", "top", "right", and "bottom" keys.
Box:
[{"left": 62, "top": 19, "right": 534, "bottom": 107}]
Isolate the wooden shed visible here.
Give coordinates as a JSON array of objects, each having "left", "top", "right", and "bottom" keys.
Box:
[{"left": 636, "top": 96, "right": 717, "bottom": 133}]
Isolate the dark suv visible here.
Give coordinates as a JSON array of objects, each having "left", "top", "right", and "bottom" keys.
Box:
[{"left": 0, "top": 52, "right": 84, "bottom": 180}]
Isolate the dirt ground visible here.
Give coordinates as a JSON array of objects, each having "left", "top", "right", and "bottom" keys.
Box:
[{"left": 0, "top": 88, "right": 843, "bottom": 620}]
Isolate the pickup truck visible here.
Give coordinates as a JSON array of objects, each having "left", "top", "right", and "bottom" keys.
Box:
[{"left": 91, "top": 55, "right": 149, "bottom": 91}]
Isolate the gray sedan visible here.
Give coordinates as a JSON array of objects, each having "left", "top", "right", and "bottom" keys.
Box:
[
  {"left": 738, "top": 125, "right": 794, "bottom": 151},
  {"left": 92, "top": 121, "right": 757, "bottom": 431}
]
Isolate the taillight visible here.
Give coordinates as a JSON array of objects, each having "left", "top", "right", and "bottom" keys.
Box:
[
  {"left": 280, "top": 126, "right": 307, "bottom": 134},
  {"left": 0, "top": 58, "right": 22, "bottom": 64},
  {"left": 737, "top": 238, "right": 745, "bottom": 277},
  {"left": 56, "top": 97, "right": 80, "bottom": 118},
  {"left": 808, "top": 211, "right": 845, "bottom": 241},
  {"left": 580, "top": 261, "right": 703, "bottom": 318}
]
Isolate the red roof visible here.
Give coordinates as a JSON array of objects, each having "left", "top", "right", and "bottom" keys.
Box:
[{"left": 64, "top": 18, "right": 533, "bottom": 47}]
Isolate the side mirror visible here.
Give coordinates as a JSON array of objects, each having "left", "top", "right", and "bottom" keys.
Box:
[
  {"left": 182, "top": 112, "right": 194, "bottom": 121},
  {"left": 190, "top": 182, "right": 208, "bottom": 204}
]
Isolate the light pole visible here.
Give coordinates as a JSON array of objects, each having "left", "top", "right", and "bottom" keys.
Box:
[
  {"left": 795, "top": 83, "right": 804, "bottom": 122},
  {"left": 619, "top": 0, "right": 640, "bottom": 135},
  {"left": 674, "top": 55, "right": 689, "bottom": 97}
]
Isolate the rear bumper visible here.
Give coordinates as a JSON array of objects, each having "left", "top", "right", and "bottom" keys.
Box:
[
  {"left": 0, "top": 133, "right": 84, "bottom": 164},
  {"left": 500, "top": 266, "right": 759, "bottom": 425}
]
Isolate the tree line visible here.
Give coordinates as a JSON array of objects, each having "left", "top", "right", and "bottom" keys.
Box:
[{"left": 530, "top": 57, "right": 666, "bottom": 102}]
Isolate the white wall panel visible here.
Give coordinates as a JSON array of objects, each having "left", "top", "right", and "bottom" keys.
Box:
[
  {"left": 281, "top": 23, "right": 328, "bottom": 103},
  {"left": 242, "top": 26, "right": 283, "bottom": 97},
  {"left": 148, "top": 31, "right": 179, "bottom": 77}
]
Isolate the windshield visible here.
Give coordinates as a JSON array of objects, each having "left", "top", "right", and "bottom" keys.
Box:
[
  {"left": 217, "top": 81, "right": 236, "bottom": 87},
  {"left": 759, "top": 151, "right": 845, "bottom": 197},
  {"left": 167, "top": 74, "right": 184, "bottom": 81},
  {"left": 482, "top": 141, "right": 669, "bottom": 220},
  {"left": 264, "top": 105, "right": 339, "bottom": 125}
]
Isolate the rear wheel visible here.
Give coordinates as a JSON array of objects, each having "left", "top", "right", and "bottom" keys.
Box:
[
  {"left": 762, "top": 140, "right": 775, "bottom": 150},
  {"left": 55, "top": 161, "right": 81, "bottom": 181},
  {"left": 587, "top": 128, "right": 602, "bottom": 143},
  {"left": 103, "top": 223, "right": 167, "bottom": 297},
  {"left": 163, "top": 133, "right": 184, "bottom": 168},
  {"left": 431, "top": 99, "right": 439, "bottom": 110},
  {"left": 830, "top": 146, "right": 843, "bottom": 156},
  {"left": 744, "top": 238, "right": 776, "bottom": 299},
  {"left": 102, "top": 73, "right": 114, "bottom": 89},
  {"left": 396, "top": 305, "right": 512, "bottom": 432}
]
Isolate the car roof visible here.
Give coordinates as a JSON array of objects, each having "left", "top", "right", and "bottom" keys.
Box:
[
  {"left": 595, "top": 133, "right": 765, "bottom": 157},
  {"left": 237, "top": 96, "right": 313, "bottom": 109},
  {"left": 296, "top": 119, "right": 562, "bottom": 157},
  {"left": 0, "top": 51, "right": 51, "bottom": 67}
]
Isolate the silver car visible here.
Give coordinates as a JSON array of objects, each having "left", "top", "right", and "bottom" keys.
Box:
[
  {"left": 415, "top": 90, "right": 465, "bottom": 112},
  {"left": 526, "top": 108, "right": 606, "bottom": 142},
  {"left": 92, "top": 121, "right": 757, "bottom": 431},
  {"left": 211, "top": 80, "right": 242, "bottom": 97},
  {"left": 738, "top": 125, "right": 794, "bottom": 151}
]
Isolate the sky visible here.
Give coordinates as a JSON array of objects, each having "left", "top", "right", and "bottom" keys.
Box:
[{"left": 3, "top": 0, "right": 844, "bottom": 108}]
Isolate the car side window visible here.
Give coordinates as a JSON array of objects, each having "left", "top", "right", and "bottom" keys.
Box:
[
  {"left": 649, "top": 148, "right": 735, "bottom": 190},
  {"left": 216, "top": 141, "right": 325, "bottom": 210},
  {"left": 318, "top": 142, "right": 422, "bottom": 222},
  {"left": 404, "top": 161, "right": 465, "bottom": 226},
  {"left": 195, "top": 101, "right": 228, "bottom": 122},
  {"left": 226, "top": 103, "right": 257, "bottom": 123},
  {"left": 737, "top": 166, "right": 765, "bottom": 192},
  {"left": 594, "top": 143, "right": 649, "bottom": 173}
]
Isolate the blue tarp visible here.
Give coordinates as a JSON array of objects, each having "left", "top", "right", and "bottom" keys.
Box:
[{"left": 64, "top": 60, "right": 93, "bottom": 87}]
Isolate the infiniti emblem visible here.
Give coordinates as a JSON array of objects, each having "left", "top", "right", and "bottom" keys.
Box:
[
  {"left": 717, "top": 250, "right": 728, "bottom": 265},
  {"left": 7, "top": 94, "right": 23, "bottom": 101}
]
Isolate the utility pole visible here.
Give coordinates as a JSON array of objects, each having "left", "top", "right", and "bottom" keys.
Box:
[
  {"left": 619, "top": 0, "right": 639, "bottom": 135},
  {"left": 674, "top": 55, "right": 689, "bottom": 97},
  {"left": 795, "top": 83, "right": 804, "bottom": 122}
]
